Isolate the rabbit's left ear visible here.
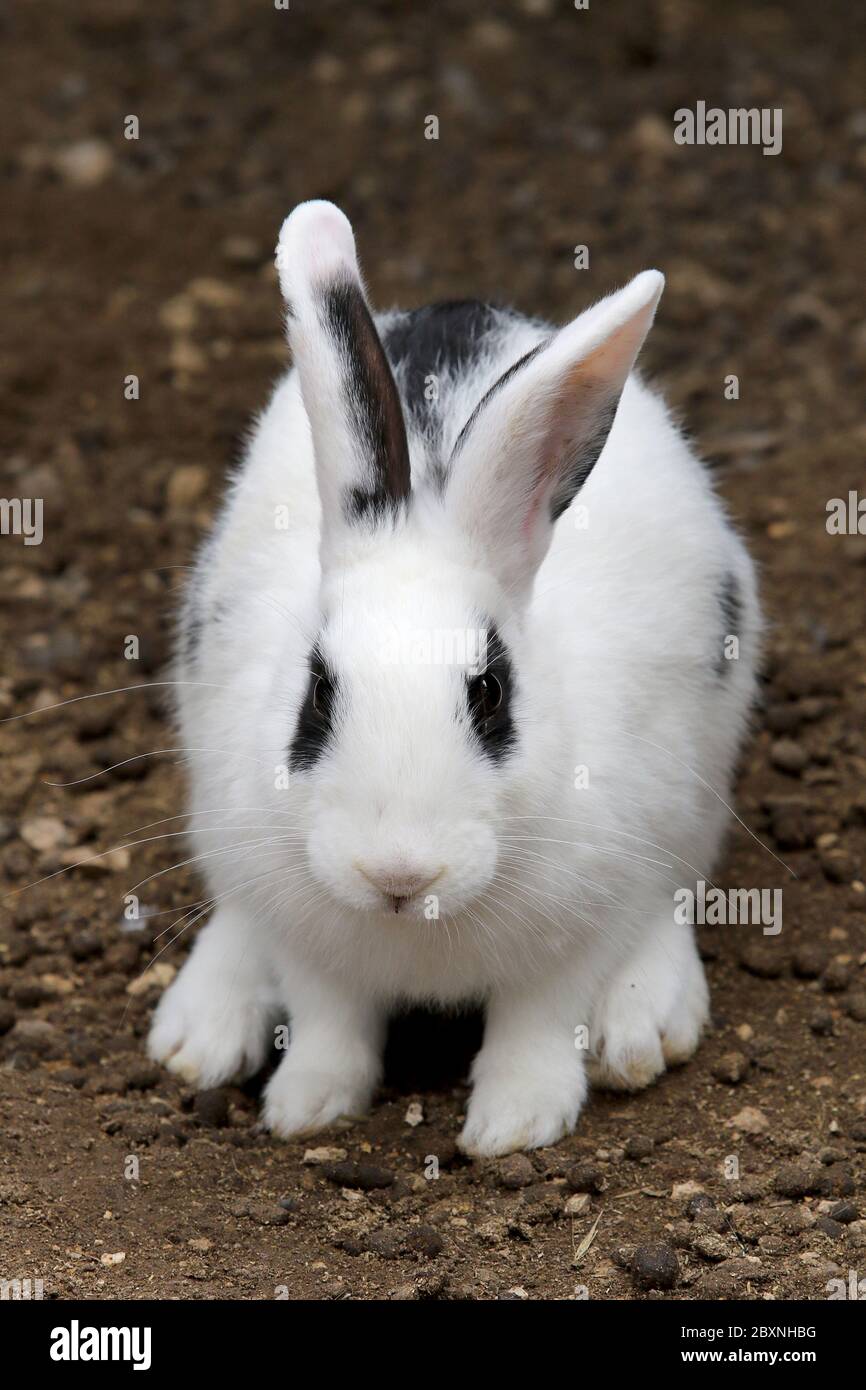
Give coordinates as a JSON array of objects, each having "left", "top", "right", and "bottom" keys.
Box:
[
  {"left": 444, "top": 271, "right": 664, "bottom": 598},
  {"left": 276, "top": 202, "right": 410, "bottom": 557}
]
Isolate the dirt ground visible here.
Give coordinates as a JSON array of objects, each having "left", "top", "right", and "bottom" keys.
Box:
[{"left": 1, "top": 0, "right": 865, "bottom": 1302}]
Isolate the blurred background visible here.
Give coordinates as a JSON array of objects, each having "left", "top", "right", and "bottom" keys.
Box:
[{"left": 1, "top": 0, "right": 865, "bottom": 1301}]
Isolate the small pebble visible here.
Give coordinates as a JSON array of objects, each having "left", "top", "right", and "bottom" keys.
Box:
[
  {"left": 820, "top": 849, "right": 856, "bottom": 884},
  {"left": 19, "top": 816, "right": 71, "bottom": 853},
  {"left": 230, "top": 1199, "right": 289, "bottom": 1227},
  {"left": 814, "top": 1216, "right": 844, "bottom": 1239},
  {"left": 193, "top": 1089, "right": 231, "bottom": 1128},
  {"left": 739, "top": 942, "right": 785, "bottom": 979},
  {"left": 815, "top": 1164, "right": 855, "bottom": 1198},
  {"left": 364, "top": 1230, "right": 403, "bottom": 1259},
  {"left": 405, "top": 1225, "right": 444, "bottom": 1258},
  {"left": 8, "top": 1018, "right": 60, "bottom": 1055},
  {"left": 166, "top": 464, "right": 209, "bottom": 511},
  {"left": 810, "top": 1008, "right": 836, "bottom": 1036},
  {"left": 691, "top": 1230, "right": 731, "bottom": 1262},
  {"left": 769, "top": 738, "right": 808, "bottom": 775},
  {"left": 302, "top": 1145, "right": 348, "bottom": 1166},
  {"left": 631, "top": 1242, "right": 679, "bottom": 1290},
  {"left": 686, "top": 1193, "right": 716, "bottom": 1218},
  {"left": 55, "top": 138, "right": 114, "bottom": 187},
  {"left": 829, "top": 1201, "right": 859, "bottom": 1224},
  {"left": 497, "top": 1153, "right": 535, "bottom": 1189},
  {"left": 774, "top": 1163, "right": 822, "bottom": 1198},
  {"left": 792, "top": 944, "right": 828, "bottom": 979},
  {"left": 565, "top": 1162, "right": 606, "bottom": 1194},
  {"left": 10, "top": 980, "right": 47, "bottom": 1008},
  {"left": 711, "top": 1051, "right": 749, "bottom": 1084},
  {"left": 624, "top": 1134, "right": 654, "bottom": 1159},
  {"left": 821, "top": 960, "right": 852, "bottom": 993},
  {"left": 728, "top": 1106, "right": 769, "bottom": 1134},
  {"left": 845, "top": 992, "right": 866, "bottom": 1022}
]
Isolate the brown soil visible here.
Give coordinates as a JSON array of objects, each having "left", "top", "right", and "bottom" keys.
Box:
[{"left": 1, "top": 0, "right": 866, "bottom": 1301}]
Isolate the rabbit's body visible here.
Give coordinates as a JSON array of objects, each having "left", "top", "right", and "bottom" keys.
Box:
[{"left": 149, "top": 203, "right": 760, "bottom": 1155}]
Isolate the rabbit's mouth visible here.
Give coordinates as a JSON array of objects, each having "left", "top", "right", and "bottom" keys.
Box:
[{"left": 355, "top": 862, "right": 445, "bottom": 915}]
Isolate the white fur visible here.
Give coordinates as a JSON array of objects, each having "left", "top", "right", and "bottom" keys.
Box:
[{"left": 149, "top": 202, "right": 761, "bottom": 1156}]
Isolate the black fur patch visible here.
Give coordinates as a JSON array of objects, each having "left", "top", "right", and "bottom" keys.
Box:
[
  {"left": 320, "top": 279, "right": 411, "bottom": 525},
  {"left": 465, "top": 622, "right": 517, "bottom": 763},
  {"left": 383, "top": 300, "right": 499, "bottom": 426},
  {"left": 716, "top": 572, "right": 742, "bottom": 675},
  {"left": 289, "top": 644, "right": 338, "bottom": 770}
]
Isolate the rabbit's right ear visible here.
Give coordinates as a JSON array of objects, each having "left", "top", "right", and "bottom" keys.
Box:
[
  {"left": 276, "top": 202, "right": 410, "bottom": 557},
  {"left": 443, "top": 271, "right": 663, "bottom": 601}
]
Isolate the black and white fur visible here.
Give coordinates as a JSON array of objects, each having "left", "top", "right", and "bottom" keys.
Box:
[{"left": 149, "top": 202, "right": 760, "bottom": 1156}]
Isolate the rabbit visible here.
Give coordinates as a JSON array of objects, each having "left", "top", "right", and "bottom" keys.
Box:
[{"left": 148, "top": 200, "right": 761, "bottom": 1156}]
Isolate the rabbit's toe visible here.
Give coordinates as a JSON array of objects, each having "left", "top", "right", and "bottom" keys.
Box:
[
  {"left": 588, "top": 929, "right": 709, "bottom": 1092},
  {"left": 148, "top": 974, "right": 271, "bottom": 1088},
  {"left": 458, "top": 1069, "right": 586, "bottom": 1157},
  {"left": 262, "top": 1062, "right": 374, "bottom": 1138}
]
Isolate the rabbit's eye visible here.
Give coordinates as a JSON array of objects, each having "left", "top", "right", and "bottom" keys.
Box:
[
  {"left": 465, "top": 623, "right": 516, "bottom": 763},
  {"left": 289, "top": 644, "right": 338, "bottom": 771},
  {"left": 312, "top": 674, "right": 333, "bottom": 719},
  {"left": 469, "top": 673, "right": 502, "bottom": 722}
]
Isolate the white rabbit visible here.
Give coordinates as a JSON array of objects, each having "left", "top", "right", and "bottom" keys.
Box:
[{"left": 148, "top": 200, "right": 760, "bottom": 1156}]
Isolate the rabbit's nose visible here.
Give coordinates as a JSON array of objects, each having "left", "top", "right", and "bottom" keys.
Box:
[{"left": 356, "top": 863, "right": 443, "bottom": 910}]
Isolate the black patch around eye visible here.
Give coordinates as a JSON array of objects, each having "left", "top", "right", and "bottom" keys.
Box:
[
  {"left": 289, "top": 644, "right": 338, "bottom": 771},
  {"left": 716, "top": 571, "right": 743, "bottom": 676},
  {"left": 465, "top": 622, "right": 516, "bottom": 763}
]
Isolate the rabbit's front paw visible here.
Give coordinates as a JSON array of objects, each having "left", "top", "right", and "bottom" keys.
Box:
[
  {"left": 262, "top": 1060, "right": 375, "bottom": 1138},
  {"left": 147, "top": 910, "right": 277, "bottom": 1087},
  {"left": 458, "top": 1069, "right": 586, "bottom": 1157},
  {"left": 588, "top": 926, "right": 709, "bottom": 1091},
  {"left": 148, "top": 970, "right": 273, "bottom": 1087}
]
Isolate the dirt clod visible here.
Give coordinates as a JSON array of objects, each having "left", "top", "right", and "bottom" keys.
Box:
[{"left": 631, "top": 1243, "right": 679, "bottom": 1290}]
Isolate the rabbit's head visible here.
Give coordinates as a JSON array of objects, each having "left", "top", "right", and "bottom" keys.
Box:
[{"left": 276, "top": 201, "right": 662, "bottom": 921}]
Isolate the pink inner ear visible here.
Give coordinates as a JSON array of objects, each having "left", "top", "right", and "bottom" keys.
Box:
[
  {"left": 515, "top": 301, "right": 649, "bottom": 548},
  {"left": 519, "top": 362, "right": 604, "bottom": 544},
  {"left": 520, "top": 491, "right": 543, "bottom": 546}
]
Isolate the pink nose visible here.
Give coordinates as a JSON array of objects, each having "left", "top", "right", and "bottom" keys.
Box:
[{"left": 357, "top": 864, "right": 442, "bottom": 908}]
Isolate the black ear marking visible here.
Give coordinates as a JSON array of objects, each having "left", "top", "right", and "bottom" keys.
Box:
[
  {"left": 321, "top": 279, "right": 411, "bottom": 524},
  {"left": 289, "top": 644, "right": 339, "bottom": 771},
  {"left": 451, "top": 340, "right": 548, "bottom": 462}
]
